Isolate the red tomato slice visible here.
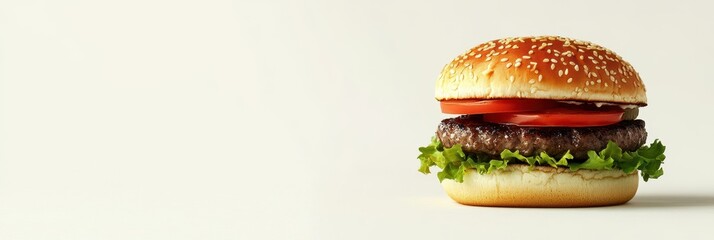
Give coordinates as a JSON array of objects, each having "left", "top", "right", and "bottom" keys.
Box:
[
  {"left": 440, "top": 99, "right": 561, "bottom": 114},
  {"left": 483, "top": 108, "right": 624, "bottom": 127}
]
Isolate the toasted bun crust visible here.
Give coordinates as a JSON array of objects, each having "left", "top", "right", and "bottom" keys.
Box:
[
  {"left": 435, "top": 36, "right": 647, "bottom": 105},
  {"left": 441, "top": 165, "right": 638, "bottom": 207}
]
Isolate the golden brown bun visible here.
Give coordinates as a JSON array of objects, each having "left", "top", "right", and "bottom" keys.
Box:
[
  {"left": 441, "top": 165, "right": 638, "bottom": 207},
  {"left": 436, "top": 36, "right": 647, "bottom": 105}
]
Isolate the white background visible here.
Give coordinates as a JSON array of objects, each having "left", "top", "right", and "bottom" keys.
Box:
[{"left": 1, "top": 0, "right": 713, "bottom": 239}]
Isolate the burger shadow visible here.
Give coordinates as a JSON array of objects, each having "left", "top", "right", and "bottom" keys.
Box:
[{"left": 612, "top": 194, "right": 714, "bottom": 208}]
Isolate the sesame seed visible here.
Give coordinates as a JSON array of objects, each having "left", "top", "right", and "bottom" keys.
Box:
[
  {"left": 501, "top": 58, "right": 509, "bottom": 62},
  {"left": 550, "top": 58, "right": 557, "bottom": 63},
  {"left": 469, "top": 52, "right": 475, "bottom": 56},
  {"left": 543, "top": 59, "right": 550, "bottom": 63},
  {"left": 605, "top": 83, "right": 608, "bottom": 87},
  {"left": 565, "top": 69, "right": 569, "bottom": 75},
  {"left": 485, "top": 57, "right": 492, "bottom": 61},
  {"left": 509, "top": 75, "right": 515, "bottom": 82},
  {"left": 574, "top": 65, "right": 580, "bottom": 71},
  {"left": 622, "top": 79, "right": 628, "bottom": 83},
  {"left": 523, "top": 55, "right": 531, "bottom": 59},
  {"left": 528, "top": 79, "right": 536, "bottom": 84},
  {"left": 538, "top": 75, "right": 543, "bottom": 81},
  {"left": 514, "top": 62, "right": 521, "bottom": 67},
  {"left": 567, "top": 78, "right": 573, "bottom": 83},
  {"left": 512, "top": 45, "right": 519, "bottom": 49},
  {"left": 475, "top": 54, "right": 482, "bottom": 58},
  {"left": 506, "top": 62, "right": 513, "bottom": 68},
  {"left": 558, "top": 70, "right": 563, "bottom": 77},
  {"left": 550, "top": 64, "right": 555, "bottom": 70},
  {"left": 528, "top": 50, "right": 534, "bottom": 54}
]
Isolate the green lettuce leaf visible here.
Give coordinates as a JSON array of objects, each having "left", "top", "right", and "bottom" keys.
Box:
[
  {"left": 417, "top": 137, "right": 666, "bottom": 183},
  {"left": 568, "top": 151, "right": 614, "bottom": 171}
]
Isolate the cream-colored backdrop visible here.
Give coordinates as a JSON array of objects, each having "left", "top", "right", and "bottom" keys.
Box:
[{"left": 1, "top": 0, "right": 712, "bottom": 239}]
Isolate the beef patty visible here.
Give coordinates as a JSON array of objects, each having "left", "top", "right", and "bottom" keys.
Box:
[{"left": 436, "top": 115, "right": 647, "bottom": 159}]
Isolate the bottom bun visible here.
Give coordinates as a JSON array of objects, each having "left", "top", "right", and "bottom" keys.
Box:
[{"left": 441, "top": 165, "right": 638, "bottom": 207}]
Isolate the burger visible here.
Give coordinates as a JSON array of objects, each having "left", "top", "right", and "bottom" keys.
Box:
[{"left": 417, "top": 36, "right": 666, "bottom": 207}]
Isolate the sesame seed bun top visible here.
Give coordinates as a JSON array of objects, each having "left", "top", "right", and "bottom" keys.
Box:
[{"left": 435, "top": 36, "right": 647, "bottom": 105}]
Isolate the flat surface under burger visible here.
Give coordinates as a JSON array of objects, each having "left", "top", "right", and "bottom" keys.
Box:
[{"left": 437, "top": 115, "right": 647, "bottom": 159}]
